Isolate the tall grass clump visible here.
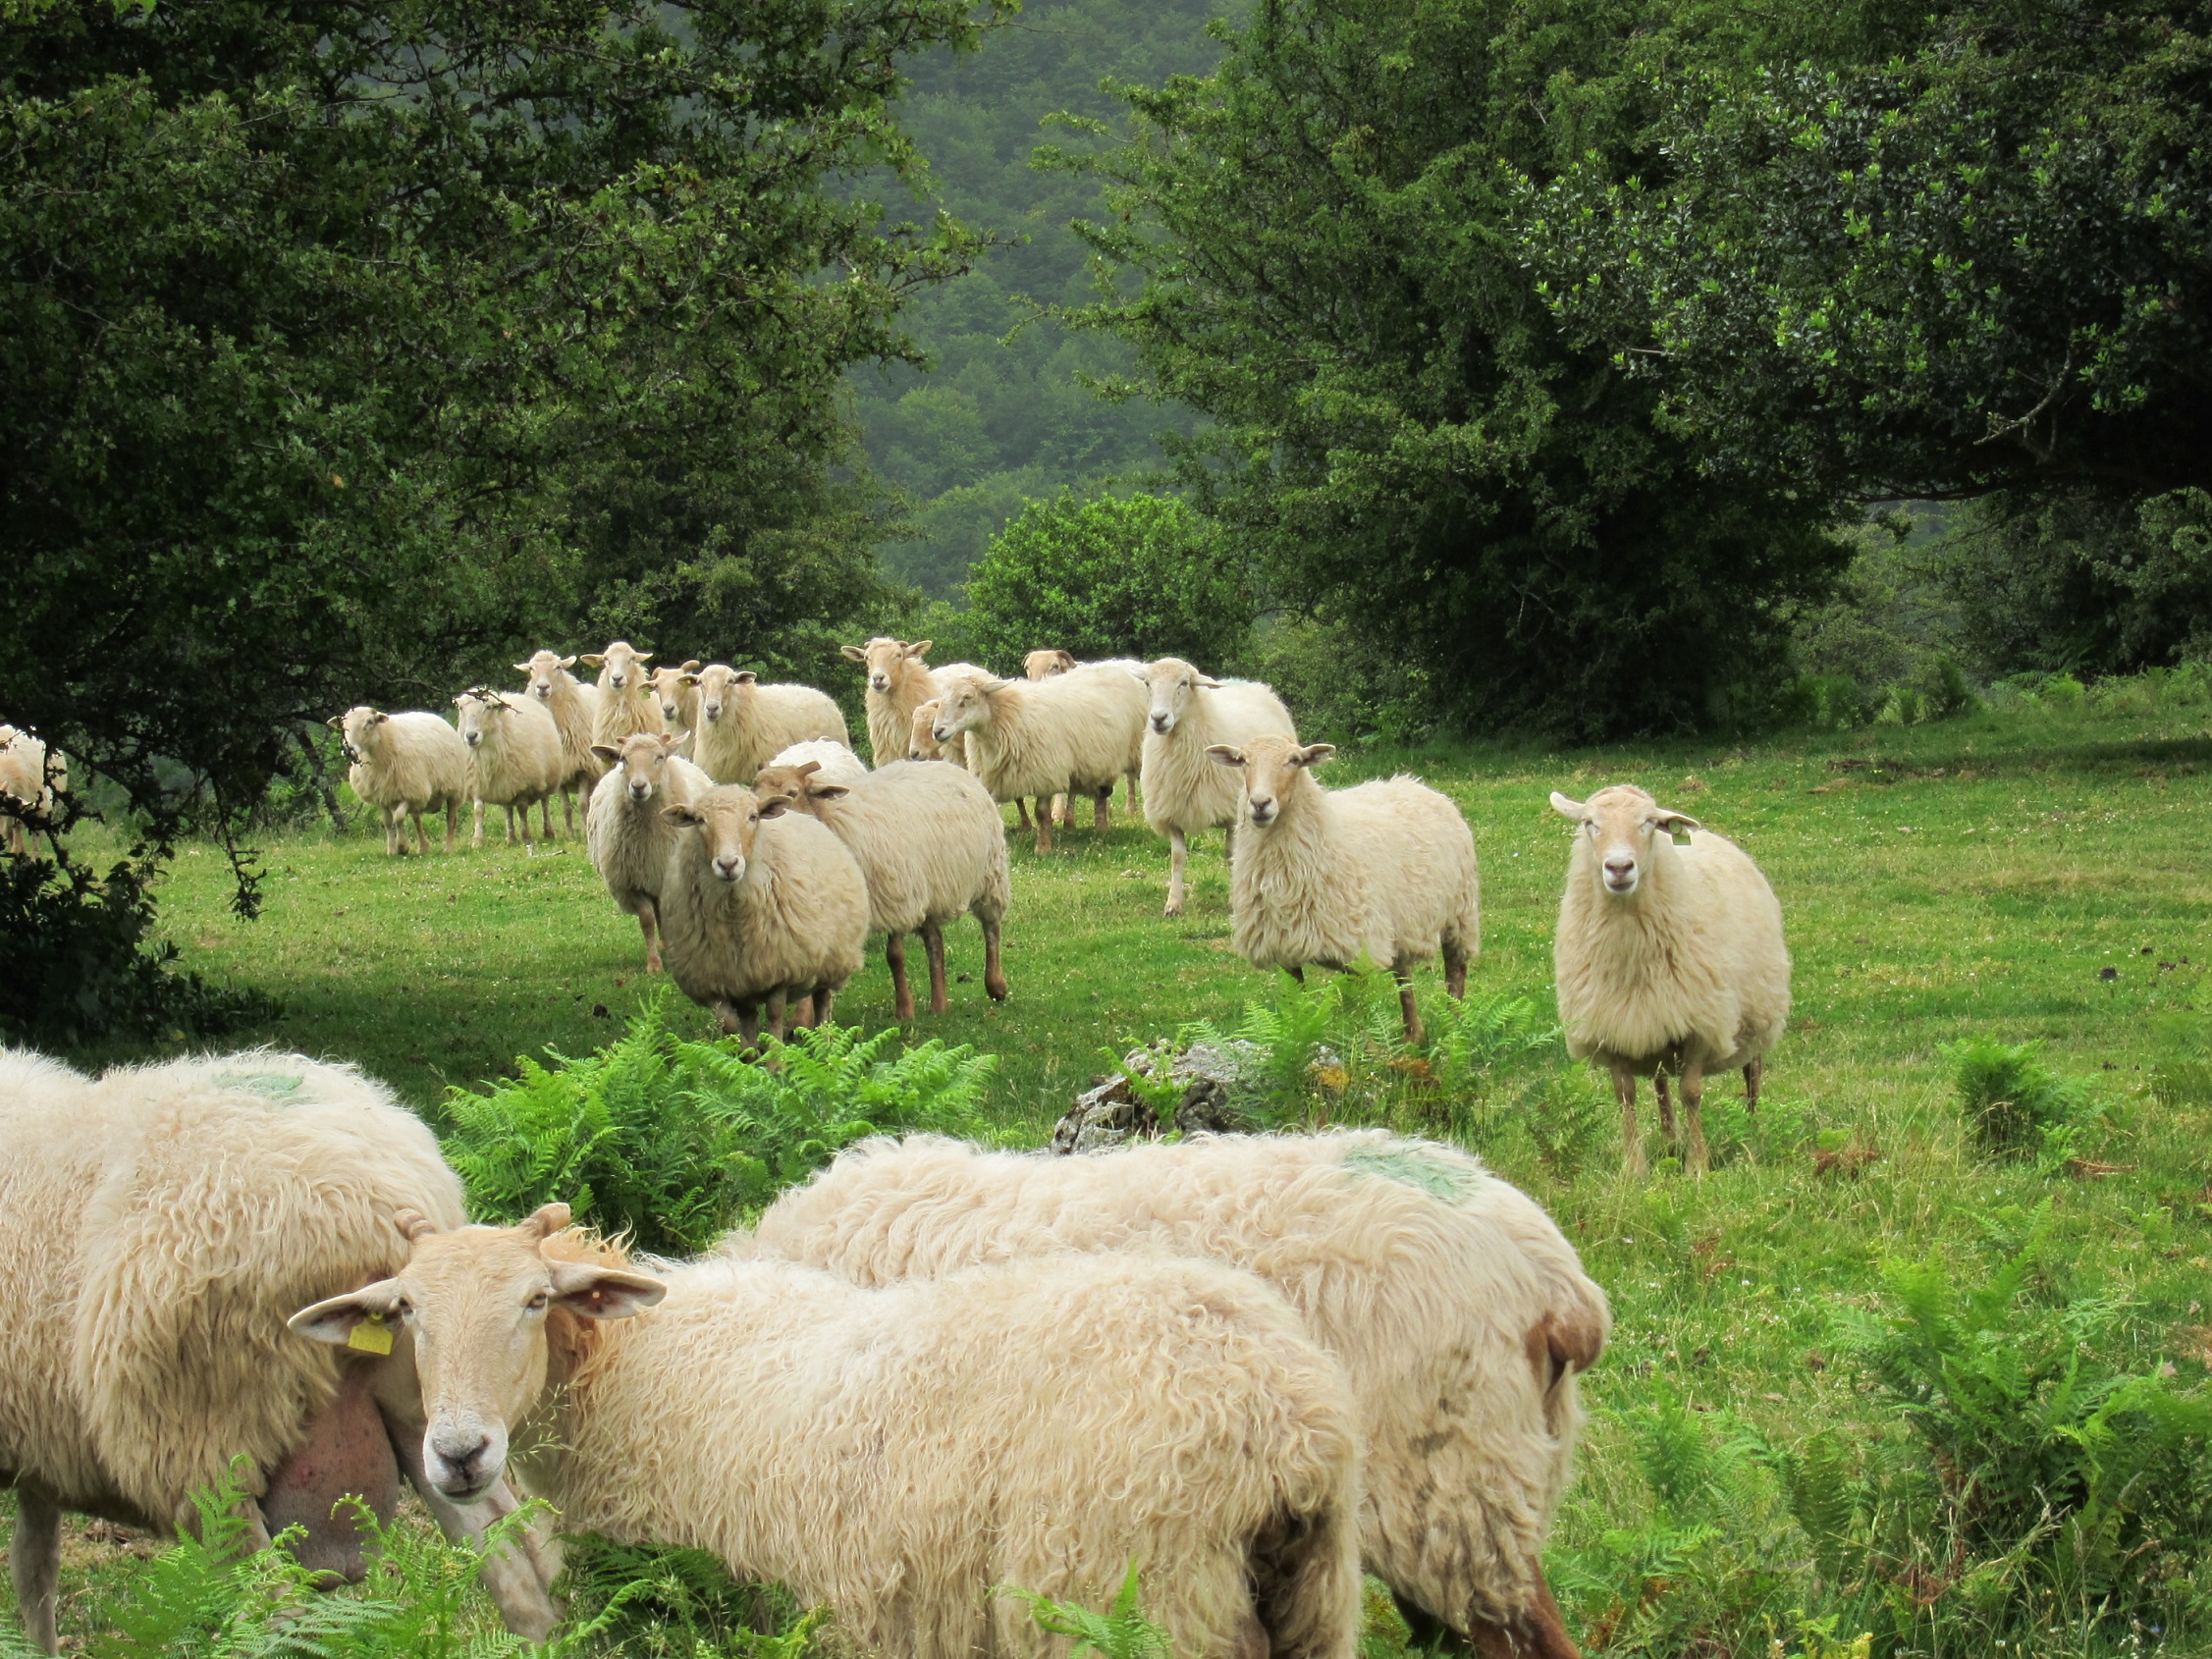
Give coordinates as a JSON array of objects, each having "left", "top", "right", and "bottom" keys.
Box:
[
  {"left": 439, "top": 994, "right": 996, "bottom": 1254},
  {"left": 1948, "top": 1038, "right": 2092, "bottom": 1160}
]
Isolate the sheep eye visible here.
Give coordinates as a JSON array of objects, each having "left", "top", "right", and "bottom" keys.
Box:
[{"left": 525, "top": 1292, "right": 550, "bottom": 1311}]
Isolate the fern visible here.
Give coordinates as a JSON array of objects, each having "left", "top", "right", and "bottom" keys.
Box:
[
  {"left": 998, "top": 1563, "right": 1174, "bottom": 1659},
  {"left": 1947, "top": 1038, "right": 2092, "bottom": 1159}
]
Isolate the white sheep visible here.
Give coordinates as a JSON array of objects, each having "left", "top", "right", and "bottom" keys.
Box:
[
  {"left": 0, "top": 1049, "right": 560, "bottom": 1651},
  {"left": 761, "top": 738, "right": 868, "bottom": 788},
  {"left": 294, "top": 1207, "right": 1362, "bottom": 1659},
  {"left": 932, "top": 666, "right": 1149, "bottom": 853},
  {"left": 327, "top": 707, "right": 472, "bottom": 856},
  {"left": 0, "top": 725, "right": 66, "bottom": 857},
  {"left": 515, "top": 650, "right": 606, "bottom": 833},
  {"left": 1024, "top": 650, "right": 1147, "bottom": 820},
  {"left": 656, "top": 783, "right": 870, "bottom": 1043},
  {"left": 1549, "top": 784, "right": 1791, "bottom": 1176},
  {"left": 1206, "top": 736, "right": 1479, "bottom": 1044},
  {"left": 751, "top": 759, "right": 1010, "bottom": 1020},
  {"left": 908, "top": 700, "right": 1044, "bottom": 831},
  {"left": 747, "top": 1129, "right": 1605, "bottom": 1659},
  {"left": 648, "top": 661, "right": 705, "bottom": 756},
  {"left": 452, "top": 688, "right": 566, "bottom": 849},
  {"left": 685, "top": 665, "right": 849, "bottom": 784},
  {"left": 585, "top": 733, "right": 715, "bottom": 974},
  {"left": 1132, "top": 659, "right": 1297, "bottom": 917},
  {"left": 581, "top": 640, "right": 666, "bottom": 753}
]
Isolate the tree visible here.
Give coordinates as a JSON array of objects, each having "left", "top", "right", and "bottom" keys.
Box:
[
  {"left": 964, "top": 491, "right": 1252, "bottom": 669},
  {"left": 1043, "top": 0, "right": 1850, "bottom": 738}
]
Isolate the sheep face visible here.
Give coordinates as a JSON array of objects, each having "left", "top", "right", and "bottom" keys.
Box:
[
  {"left": 841, "top": 636, "right": 930, "bottom": 696},
  {"left": 331, "top": 705, "right": 389, "bottom": 764},
  {"left": 931, "top": 674, "right": 1001, "bottom": 744},
  {"left": 515, "top": 650, "right": 577, "bottom": 706},
  {"left": 453, "top": 691, "right": 512, "bottom": 749},
  {"left": 583, "top": 640, "right": 653, "bottom": 694},
  {"left": 1023, "top": 649, "right": 1077, "bottom": 680},
  {"left": 1137, "top": 657, "right": 1222, "bottom": 736},
  {"left": 1550, "top": 785, "right": 1700, "bottom": 898},
  {"left": 289, "top": 1206, "right": 662, "bottom": 1503},
  {"left": 908, "top": 700, "right": 944, "bottom": 761},
  {"left": 751, "top": 761, "right": 825, "bottom": 814},
  {"left": 649, "top": 665, "right": 697, "bottom": 726},
  {"left": 693, "top": 665, "right": 759, "bottom": 726},
  {"left": 595, "top": 732, "right": 680, "bottom": 804},
  {"left": 663, "top": 785, "right": 791, "bottom": 883},
  {"left": 1206, "top": 734, "right": 1332, "bottom": 829}
]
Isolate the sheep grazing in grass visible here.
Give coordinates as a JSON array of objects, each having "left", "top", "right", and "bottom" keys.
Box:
[
  {"left": 515, "top": 650, "right": 605, "bottom": 832},
  {"left": 1, "top": 1050, "right": 560, "bottom": 1652},
  {"left": 295, "top": 1205, "right": 1363, "bottom": 1659},
  {"left": 582, "top": 640, "right": 666, "bottom": 753},
  {"left": 1549, "top": 784, "right": 1790, "bottom": 1177},
  {"left": 932, "top": 666, "right": 1149, "bottom": 853},
  {"left": 760, "top": 738, "right": 868, "bottom": 790},
  {"left": 453, "top": 688, "right": 566, "bottom": 849},
  {"left": 686, "top": 664, "right": 849, "bottom": 784},
  {"left": 1132, "top": 659, "right": 1296, "bottom": 917},
  {"left": 749, "top": 1129, "right": 1605, "bottom": 1659},
  {"left": 648, "top": 661, "right": 705, "bottom": 755},
  {"left": 754, "top": 759, "right": 1010, "bottom": 1019},
  {"left": 0, "top": 724, "right": 66, "bottom": 857},
  {"left": 656, "top": 783, "right": 870, "bottom": 1043},
  {"left": 586, "top": 733, "right": 714, "bottom": 974},
  {"left": 1207, "top": 737, "right": 1479, "bottom": 1044},
  {"left": 327, "top": 706, "right": 472, "bottom": 856}
]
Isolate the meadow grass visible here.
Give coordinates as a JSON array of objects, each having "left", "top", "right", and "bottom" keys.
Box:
[{"left": 12, "top": 689, "right": 2212, "bottom": 1654}]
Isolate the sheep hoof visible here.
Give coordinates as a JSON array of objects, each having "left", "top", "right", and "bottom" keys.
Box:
[{"left": 1163, "top": 899, "right": 1183, "bottom": 918}]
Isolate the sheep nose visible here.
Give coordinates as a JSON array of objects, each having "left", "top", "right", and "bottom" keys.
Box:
[
  {"left": 1151, "top": 715, "right": 1170, "bottom": 732},
  {"left": 629, "top": 782, "right": 650, "bottom": 801},
  {"left": 464, "top": 733, "right": 481, "bottom": 747},
  {"left": 871, "top": 675, "right": 888, "bottom": 690},
  {"left": 1603, "top": 858, "right": 1638, "bottom": 886},
  {"left": 430, "top": 1429, "right": 491, "bottom": 1479},
  {"left": 713, "top": 855, "right": 744, "bottom": 882}
]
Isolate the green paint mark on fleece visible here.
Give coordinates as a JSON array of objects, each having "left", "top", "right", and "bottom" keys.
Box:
[
  {"left": 212, "top": 1070, "right": 306, "bottom": 1100},
  {"left": 1339, "top": 1141, "right": 1488, "bottom": 1202}
]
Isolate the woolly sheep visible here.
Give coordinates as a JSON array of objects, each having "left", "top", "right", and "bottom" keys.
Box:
[
  {"left": 1207, "top": 737, "right": 1479, "bottom": 1043},
  {"left": 1549, "top": 784, "right": 1791, "bottom": 1177},
  {"left": 453, "top": 688, "right": 566, "bottom": 848},
  {"left": 515, "top": 650, "right": 606, "bottom": 833},
  {"left": 585, "top": 733, "right": 715, "bottom": 974},
  {"left": 294, "top": 1206, "right": 1362, "bottom": 1659},
  {"left": 0, "top": 1049, "right": 559, "bottom": 1651},
  {"left": 760, "top": 738, "right": 868, "bottom": 789},
  {"left": 1024, "top": 650, "right": 1146, "bottom": 819},
  {"left": 327, "top": 707, "right": 472, "bottom": 856},
  {"left": 932, "top": 666, "right": 1149, "bottom": 853},
  {"left": 752, "top": 759, "right": 1010, "bottom": 1019},
  {"left": 581, "top": 640, "right": 666, "bottom": 753},
  {"left": 748, "top": 1129, "right": 1606, "bottom": 1659},
  {"left": 685, "top": 664, "right": 849, "bottom": 784},
  {"left": 910, "top": 700, "right": 1041, "bottom": 831},
  {"left": 648, "top": 661, "right": 705, "bottom": 755},
  {"left": 1132, "top": 659, "right": 1297, "bottom": 917},
  {"left": 656, "top": 783, "right": 870, "bottom": 1043},
  {"left": 0, "top": 725, "right": 66, "bottom": 858}
]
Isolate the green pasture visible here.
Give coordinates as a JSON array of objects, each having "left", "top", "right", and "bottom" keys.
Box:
[{"left": 13, "top": 688, "right": 2212, "bottom": 1654}]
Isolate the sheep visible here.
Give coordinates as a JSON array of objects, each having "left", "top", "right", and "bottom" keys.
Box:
[
  {"left": 841, "top": 638, "right": 992, "bottom": 772},
  {"left": 293, "top": 1205, "right": 1363, "bottom": 1659},
  {"left": 0, "top": 1049, "right": 560, "bottom": 1651},
  {"left": 515, "top": 650, "right": 606, "bottom": 832},
  {"left": 452, "top": 688, "right": 566, "bottom": 849},
  {"left": 1132, "top": 660, "right": 1297, "bottom": 917},
  {"left": 932, "top": 666, "right": 1149, "bottom": 854},
  {"left": 1548, "top": 784, "right": 1791, "bottom": 1178},
  {"left": 326, "top": 707, "right": 472, "bottom": 857},
  {"left": 752, "top": 760, "right": 1010, "bottom": 1020},
  {"left": 585, "top": 733, "right": 715, "bottom": 975},
  {"left": 1024, "top": 650, "right": 1147, "bottom": 819},
  {"left": 760, "top": 738, "right": 868, "bottom": 789},
  {"left": 685, "top": 664, "right": 849, "bottom": 784},
  {"left": 0, "top": 725, "right": 66, "bottom": 857},
  {"left": 656, "top": 783, "right": 870, "bottom": 1043},
  {"left": 1207, "top": 737, "right": 1479, "bottom": 1044},
  {"left": 910, "top": 700, "right": 1044, "bottom": 831},
  {"left": 648, "top": 661, "right": 705, "bottom": 755},
  {"left": 747, "top": 1129, "right": 1605, "bottom": 1659},
  {"left": 581, "top": 640, "right": 667, "bottom": 753}
]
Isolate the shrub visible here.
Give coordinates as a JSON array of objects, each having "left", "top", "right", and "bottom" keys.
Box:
[
  {"left": 964, "top": 492, "right": 1254, "bottom": 671},
  {"left": 1948, "top": 1038, "right": 2091, "bottom": 1160},
  {"left": 439, "top": 994, "right": 997, "bottom": 1255}
]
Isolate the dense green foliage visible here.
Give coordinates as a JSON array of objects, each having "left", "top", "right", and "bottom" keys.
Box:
[{"left": 964, "top": 492, "right": 1251, "bottom": 669}]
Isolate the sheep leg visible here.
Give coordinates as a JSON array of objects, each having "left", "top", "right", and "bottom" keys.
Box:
[
  {"left": 638, "top": 900, "right": 662, "bottom": 975},
  {"left": 1033, "top": 799, "right": 1053, "bottom": 855},
  {"left": 1744, "top": 1054, "right": 1763, "bottom": 1116},
  {"left": 1286, "top": 964, "right": 1306, "bottom": 985},
  {"left": 812, "top": 986, "right": 837, "bottom": 1026},
  {"left": 563, "top": 784, "right": 576, "bottom": 835},
  {"left": 1093, "top": 787, "right": 1110, "bottom": 832},
  {"left": 1443, "top": 937, "right": 1470, "bottom": 999},
  {"left": 886, "top": 932, "right": 915, "bottom": 1020},
  {"left": 1654, "top": 1070, "right": 1677, "bottom": 1139},
  {"left": 504, "top": 803, "right": 519, "bottom": 846},
  {"left": 1165, "top": 828, "right": 1190, "bottom": 917},
  {"left": 1681, "top": 1060, "right": 1709, "bottom": 1178},
  {"left": 1125, "top": 768, "right": 1140, "bottom": 817},
  {"left": 767, "top": 989, "right": 789, "bottom": 1042},
  {"left": 1394, "top": 968, "right": 1425, "bottom": 1045},
  {"left": 1467, "top": 1567, "right": 1580, "bottom": 1659},
  {"left": 1053, "top": 791, "right": 1069, "bottom": 827},
  {"left": 1614, "top": 1064, "right": 1646, "bottom": 1177},
  {"left": 922, "top": 920, "right": 949, "bottom": 1013},
  {"left": 982, "top": 913, "right": 1008, "bottom": 1001},
  {"left": 1223, "top": 818, "right": 1235, "bottom": 862},
  {"left": 11, "top": 1481, "right": 60, "bottom": 1654},
  {"left": 470, "top": 798, "right": 486, "bottom": 850},
  {"left": 412, "top": 810, "right": 432, "bottom": 858},
  {"left": 539, "top": 796, "right": 555, "bottom": 841},
  {"left": 1016, "top": 798, "right": 1034, "bottom": 830}
]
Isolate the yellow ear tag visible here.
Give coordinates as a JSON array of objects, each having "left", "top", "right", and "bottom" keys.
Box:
[{"left": 348, "top": 1313, "right": 395, "bottom": 1356}]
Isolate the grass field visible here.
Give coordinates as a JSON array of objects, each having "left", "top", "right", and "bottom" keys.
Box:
[{"left": 12, "top": 685, "right": 2212, "bottom": 1655}]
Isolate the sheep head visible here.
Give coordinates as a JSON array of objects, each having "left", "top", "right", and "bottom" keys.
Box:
[
  {"left": 332, "top": 706, "right": 388, "bottom": 764},
  {"left": 595, "top": 732, "right": 681, "bottom": 803},
  {"left": 1550, "top": 784, "right": 1700, "bottom": 898},
  {"left": 1023, "top": 648, "right": 1077, "bottom": 680},
  {"left": 662, "top": 784, "right": 793, "bottom": 883},
  {"left": 515, "top": 651, "right": 577, "bottom": 705},
  {"left": 931, "top": 672, "right": 1000, "bottom": 743},
  {"left": 847, "top": 637, "right": 930, "bottom": 695},
  {"left": 1136, "top": 657, "right": 1221, "bottom": 736},
  {"left": 453, "top": 690, "right": 511, "bottom": 748},
  {"left": 288, "top": 1204, "right": 664, "bottom": 1504},
  {"left": 1206, "top": 734, "right": 1331, "bottom": 829},
  {"left": 648, "top": 664, "right": 698, "bottom": 726},
  {"left": 751, "top": 759, "right": 826, "bottom": 815},
  {"left": 585, "top": 641, "right": 653, "bottom": 694},
  {"left": 908, "top": 699, "right": 944, "bottom": 761}
]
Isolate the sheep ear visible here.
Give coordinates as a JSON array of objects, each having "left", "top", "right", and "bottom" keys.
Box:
[
  {"left": 633, "top": 652, "right": 653, "bottom": 665},
  {"left": 1296, "top": 743, "right": 1336, "bottom": 768},
  {"left": 1549, "top": 791, "right": 1586, "bottom": 821},
  {"left": 370, "top": 711, "right": 389, "bottom": 725},
  {"left": 681, "top": 660, "right": 703, "bottom": 673},
  {"left": 656, "top": 733, "right": 677, "bottom": 752},
  {"left": 812, "top": 783, "right": 851, "bottom": 801},
  {"left": 758, "top": 796, "right": 791, "bottom": 819},
  {"left": 289, "top": 1279, "right": 404, "bottom": 1346},
  {"left": 547, "top": 1259, "right": 666, "bottom": 1320},
  {"left": 1127, "top": 667, "right": 1150, "bottom": 685},
  {"left": 1055, "top": 651, "right": 1076, "bottom": 670},
  {"left": 1206, "top": 744, "right": 1246, "bottom": 768},
  {"left": 679, "top": 673, "right": 701, "bottom": 687},
  {"left": 513, "top": 662, "right": 533, "bottom": 673},
  {"left": 1195, "top": 675, "right": 1224, "bottom": 689},
  {"left": 1655, "top": 811, "right": 1701, "bottom": 835},
  {"left": 795, "top": 761, "right": 821, "bottom": 779},
  {"left": 733, "top": 670, "right": 759, "bottom": 685},
  {"left": 589, "top": 744, "right": 622, "bottom": 764},
  {"left": 517, "top": 1203, "right": 571, "bottom": 1240},
  {"left": 906, "top": 639, "right": 933, "bottom": 658},
  {"left": 840, "top": 644, "right": 868, "bottom": 663},
  {"left": 662, "top": 804, "right": 704, "bottom": 827},
  {"left": 977, "top": 676, "right": 1009, "bottom": 694},
  {"left": 579, "top": 654, "right": 604, "bottom": 669},
  {"left": 325, "top": 716, "right": 345, "bottom": 730}
]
